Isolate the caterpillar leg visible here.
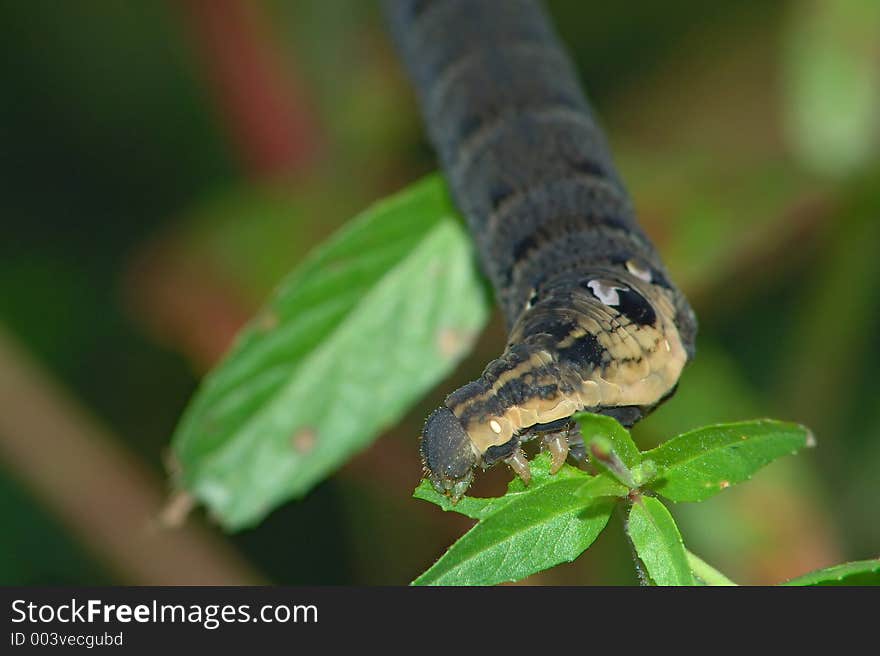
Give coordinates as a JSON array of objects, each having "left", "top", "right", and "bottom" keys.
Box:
[
  {"left": 503, "top": 426, "right": 581, "bottom": 483},
  {"left": 543, "top": 432, "right": 569, "bottom": 474},
  {"left": 504, "top": 448, "right": 532, "bottom": 485},
  {"left": 566, "top": 426, "right": 587, "bottom": 463},
  {"left": 534, "top": 420, "right": 586, "bottom": 473}
]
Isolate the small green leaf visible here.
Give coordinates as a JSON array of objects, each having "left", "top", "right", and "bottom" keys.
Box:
[
  {"left": 686, "top": 549, "right": 738, "bottom": 586},
  {"left": 574, "top": 412, "right": 641, "bottom": 468},
  {"left": 414, "top": 453, "right": 627, "bottom": 519},
  {"left": 588, "top": 435, "right": 637, "bottom": 488},
  {"left": 574, "top": 472, "right": 630, "bottom": 501},
  {"left": 627, "top": 496, "right": 696, "bottom": 586},
  {"left": 413, "top": 480, "right": 499, "bottom": 520},
  {"left": 171, "top": 175, "right": 490, "bottom": 529},
  {"left": 780, "top": 559, "right": 880, "bottom": 586},
  {"left": 644, "top": 419, "right": 812, "bottom": 502},
  {"left": 412, "top": 455, "right": 625, "bottom": 586},
  {"left": 631, "top": 459, "right": 658, "bottom": 487}
]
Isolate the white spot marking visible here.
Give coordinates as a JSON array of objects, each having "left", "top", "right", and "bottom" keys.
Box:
[
  {"left": 489, "top": 419, "right": 502, "bottom": 434},
  {"left": 587, "top": 279, "right": 622, "bottom": 307},
  {"left": 626, "top": 259, "right": 653, "bottom": 283}
]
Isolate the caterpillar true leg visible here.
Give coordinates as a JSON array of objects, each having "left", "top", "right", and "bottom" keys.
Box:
[
  {"left": 504, "top": 448, "right": 532, "bottom": 486},
  {"left": 542, "top": 433, "right": 570, "bottom": 474}
]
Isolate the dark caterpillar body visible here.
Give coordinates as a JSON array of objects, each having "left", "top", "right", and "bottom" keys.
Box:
[{"left": 383, "top": 0, "right": 697, "bottom": 499}]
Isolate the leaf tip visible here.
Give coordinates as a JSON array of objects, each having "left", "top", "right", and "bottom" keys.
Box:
[
  {"left": 805, "top": 429, "right": 817, "bottom": 448},
  {"left": 157, "top": 489, "right": 197, "bottom": 529}
]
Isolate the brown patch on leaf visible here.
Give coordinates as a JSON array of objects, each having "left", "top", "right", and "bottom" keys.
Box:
[
  {"left": 436, "top": 327, "right": 475, "bottom": 358},
  {"left": 291, "top": 427, "right": 318, "bottom": 454},
  {"left": 254, "top": 310, "right": 279, "bottom": 332}
]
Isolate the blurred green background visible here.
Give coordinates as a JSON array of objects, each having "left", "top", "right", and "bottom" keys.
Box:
[{"left": 1, "top": 0, "right": 878, "bottom": 585}]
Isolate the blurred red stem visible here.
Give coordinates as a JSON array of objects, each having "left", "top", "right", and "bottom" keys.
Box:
[{"left": 176, "top": 0, "right": 322, "bottom": 178}]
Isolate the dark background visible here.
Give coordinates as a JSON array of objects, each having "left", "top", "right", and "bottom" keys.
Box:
[{"left": 1, "top": 0, "right": 878, "bottom": 585}]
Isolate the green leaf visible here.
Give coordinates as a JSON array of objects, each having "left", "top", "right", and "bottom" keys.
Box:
[
  {"left": 587, "top": 434, "right": 637, "bottom": 488},
  {"left": 627, "top": 496, "right": 695, "bottom": 586},
  {"left": 574, "top": 412, "right": 641, "bottom": 468},
  {"left": 413, "top": 480, "right": 496, "bottom": 520},
  {"left": 644, "top": 420, "right": 812, "bottom": 502},
  {"left": 686, "top": 549, "right": 738, "bottom": 586},
  {"left": 171, "top": 175, "right": 490, "bottom": 529},
  {"left": 412, "top": 454, "right": 626, "bottom": 585},
  {"left": 780, "top": 559, "right": 880, "bottom": 586}
]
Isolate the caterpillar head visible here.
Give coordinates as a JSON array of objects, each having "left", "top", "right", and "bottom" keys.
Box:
[{"left": 420, "top": 406, "right": 476, "bottom": 501}]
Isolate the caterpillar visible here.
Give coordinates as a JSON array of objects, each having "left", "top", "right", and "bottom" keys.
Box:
[{"left": 383, "top": 0, "right": 697, "bottom": 500}]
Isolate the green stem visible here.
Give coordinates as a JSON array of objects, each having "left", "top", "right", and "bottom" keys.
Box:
[{"left": 686, "top": 550, "right": 738, "bottom": 586}]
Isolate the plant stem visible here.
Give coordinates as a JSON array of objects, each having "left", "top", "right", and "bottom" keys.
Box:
[{"left": 686, "top": 550, "right": 738, "bottom": 586}]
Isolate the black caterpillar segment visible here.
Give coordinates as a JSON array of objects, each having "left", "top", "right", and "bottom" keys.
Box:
[{"left": 383, "top": 0, "right": 697, "bottom": 499}]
